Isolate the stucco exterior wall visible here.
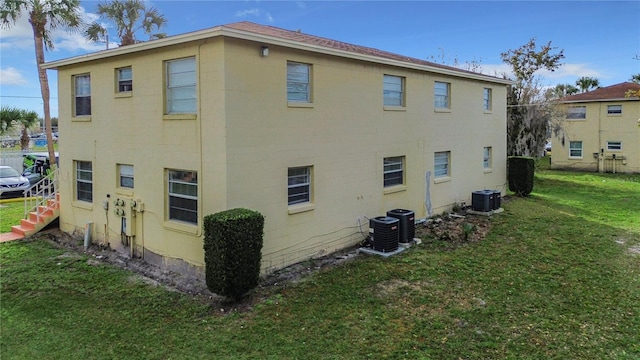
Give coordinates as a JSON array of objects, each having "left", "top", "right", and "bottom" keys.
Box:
[
  {"left": 551, "top": 101, "right": 640, "bottom": 173},
  {"left": 56, "top": 35, "right": 507, "bottom": 276}
]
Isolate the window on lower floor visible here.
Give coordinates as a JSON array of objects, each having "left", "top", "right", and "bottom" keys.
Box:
[
  {"left": 607, "top": 141, "right": 622, "bottom": 151},
  {"left": 118, "top": 164, "right": 134, "bottom": 188},
  {"left": 483, "top": 147, "right": 492, "bottom": 169},
  {"left": 607, "top": 105, "right": 622, "bottom": 115},
  {"left": 383, "top": 75, "right": 405, "bottom": 107},
  {"left": 288, "top": 166, "right": 312, "bottom": 205},
  {"left": 167, "top": 169, "right": 198, "bottom": 224},
  {"left": 75, "top": 161, "right": 93, "bottom": 202},
  {"left": 74, "top": 74, "right": 91, "bottom": 116},
  {"left": 569, "top": 141, "right": 583, "bottom": 158},
  {"left": 434, "top": 151, "right": 450, "bottom": 178},
  {"left": 383, "top": 156, "right": 404, "bottom": 187}
]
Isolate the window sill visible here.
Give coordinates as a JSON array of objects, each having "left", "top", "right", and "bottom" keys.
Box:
[
  {"left": 72, "top": 116, "right": 92, "bottom": 122},
  {"left": 483, "top": 168, "right": 493, "bottom": 174},
  {"left": 116, "top": 188, "right": 134, "bottom": 197},
  {"left": 566, "top": 119, "right": 586, "bottom": 121},
  {"left": 383, "top": 185, "right": 407, "bottom": 195},
  {"left": 483, "top": 110, "right": 493, "bottom": 114},
  {"left": 115, "top": 92, "right": 132, "bottom": 98},
  {"left": 72, "top": 201, "right": 93, "bottom": 211},
  {"left": 434, "top": 108, "right": 451, "bottom": 113},
  {"left": 288, "top": 202, "right": 315, "bottom": 214},
  {"left": 606, "top": 114, "right": 622, "bottom": 117},
  {"left": 434, "top": 176, "right": 451, "bottom": 184},
  {"left": 569, "top": 157, "right": 583, "bottom": 160},
  {"left": 163, "top": 114, "right": 197, "bottom": 121},
  {"left": 287, "top": 102, "right": 314, "bottom": 108},
  {"left": 383, "top": 105, "right": 406, "bottom": 112},
  {"left": 164, "top": 220, "right": 200, "bottom": 235}
]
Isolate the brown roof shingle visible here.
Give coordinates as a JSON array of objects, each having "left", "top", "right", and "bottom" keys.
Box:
[
  {"left": 223, "top": 21, "right": 488, "bottom": 78},
  {"left": 560, "top": 82, "right": 640, "bottom": 102}
]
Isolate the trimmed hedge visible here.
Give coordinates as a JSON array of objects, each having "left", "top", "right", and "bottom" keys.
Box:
[
  {"left": 203, "top": 208, "right": 264, "bottom": 301},
  {"left": 508, "top": 156, "right": 535, "bottom": 196}
]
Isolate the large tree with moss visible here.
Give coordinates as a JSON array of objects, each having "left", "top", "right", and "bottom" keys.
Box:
[{"left": 501, "top": 38, "right": 565, "bottom": 156}]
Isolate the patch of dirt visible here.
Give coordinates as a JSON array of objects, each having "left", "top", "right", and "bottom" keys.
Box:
[{"left": 36, "top": 205, "right": 497, "bottom": 314}]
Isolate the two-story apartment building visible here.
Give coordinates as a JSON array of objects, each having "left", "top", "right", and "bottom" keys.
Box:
[
  {"left": 43, "top": 21, "right": 511, "bottom": 277},
  {"left": 552, "top": 82, "right": 640, "bottom": 173}
]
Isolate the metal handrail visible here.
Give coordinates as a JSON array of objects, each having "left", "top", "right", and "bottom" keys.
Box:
[{"left": 23, "top": 168, "right": 59, "bottom": 223}]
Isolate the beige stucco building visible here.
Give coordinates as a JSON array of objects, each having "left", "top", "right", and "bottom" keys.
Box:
[
  {"left": 552, "top": 82, "right": 640, "bottom": 173},
  {"left": 43, "top": 22, "right": 511, "bottom": 277}
]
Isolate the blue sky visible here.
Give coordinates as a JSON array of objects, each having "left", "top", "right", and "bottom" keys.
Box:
[{"left": 1, "top": 0, "right": 639, "bottom": 118}]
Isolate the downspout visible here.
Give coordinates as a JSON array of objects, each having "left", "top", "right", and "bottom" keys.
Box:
[{"left": 195, "top": 39, "right": 207, "bottom": 237}]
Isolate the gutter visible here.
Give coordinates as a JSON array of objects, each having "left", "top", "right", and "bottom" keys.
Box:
[{"left": 42, "top": 26, "right": 513, "bottom": 86}]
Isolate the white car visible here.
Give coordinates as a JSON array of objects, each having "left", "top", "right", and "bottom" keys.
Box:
[{"left": 0, "top": 165, "right": 31, "bottom": 198}]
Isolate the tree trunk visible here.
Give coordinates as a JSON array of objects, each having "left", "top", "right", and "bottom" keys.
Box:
[{"left": 32, "top": 25, "right": 57, "bottom": 169}]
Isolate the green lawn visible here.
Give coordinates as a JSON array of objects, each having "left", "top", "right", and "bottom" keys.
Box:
[
  {"left": 1, "top": 169, "right": 639, "bottom": 359},
  {"left": 0, "top": 201, "right": 24, "bottom": 233}
]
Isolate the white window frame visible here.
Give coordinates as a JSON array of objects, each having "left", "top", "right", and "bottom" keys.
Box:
[
  {"left": 165, "top": 57, "right": 196, "bottom": 114},
  {"left": 167, "top": 169, "right": 198, "bottom": 225},
  {"left": 74, "top": 74, "right": 91, "bottom": 116},
  {"left": 434, "top": 81, "right": 450, "bottom": 109},
  {"left": 434, "top": 151, "right": 450, "bottom": 178},
  {"left": 483, "top": 147, "right": 492, "bottom": 169},
  {"left": 566, "top": 106, "right": 586, "bottom": 119},
  {"left": 483, "top": 88, "right": 492, "bottom": 111},
  {"left": 569, "top": 141, "right": 583, "bottom": 158},
  {"left": 607, "top": 141, "right": 622, "bottom": 151},
  {"left": 288, "top": 166, "right": 312, "bottom": 205},
  {"left": 383, "top": 156, "right": 404, "bottom": 187},
  {"left": 117, "top": 67, "right": 132, "bottom": 92},
  {"left": 75, "top": 160, "right": 93, "bottom": 202},
  {"left": 118, "top": 164, "right": 134, "bottom": 188},
  {"left": 287, "top": 61, "right": 311, "bottom": 103},
  {"left": 607, "top": 105, "right": 622, "bottom": 115},
  {"left": 383, "top": 75, "right": 405, "bottom": 107}
]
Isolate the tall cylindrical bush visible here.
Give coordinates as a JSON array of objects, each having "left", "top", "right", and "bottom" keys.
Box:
[
  {"left": 508, "top": 156, "right": 535, "bottom": 196},
  {"left": 203, "top": 208, "right": 264, "bottom": 301}
]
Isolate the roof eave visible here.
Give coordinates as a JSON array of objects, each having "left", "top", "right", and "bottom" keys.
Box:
[
  {"left": 560, "top": 97, "right": 640, "bottom": 104},
  {"left": 42, "top": 26, "right": 514, "bottom": 85}
]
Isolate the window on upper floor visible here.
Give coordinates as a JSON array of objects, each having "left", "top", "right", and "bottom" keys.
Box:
[
  {"left": 288, "top": 166, "right": 312, "bottom": 205},
  {"left": 74, "top": 74, "right": 91, "bottom": 116},
  {"left": 383, "top": 75, "right": 405, "bottom": 107},
  {"left": 434, "top": 81, "right": 450, "bottom": 109},
  {"left": 75, "top": 160, "right": 93, "bottom": 202},
  {"left": 165, "top": 57, "right": 196, "bottom": 114},
  {"left": 607, "top": 105, "right": 622, "bottom": 115},
  {"left": 287, "top": 61, "right": 311, "bottom": 103},
  {"left": 566, "top": 106, "right": 586, "bottom": 119},
  {"left": 383, "top": 156, "right": 405, "bottom": 187},
  {"left": 569, "top": 141, "right": 583, "bottom": 158},
  {"left": 434, "top": 151, "right": 450, "bottom": 178},
  {"left": 483, "top": 88, "right": 492, "bottom": 111},
  {"left": 607, "top": 141, "right": 622, "bottom": 151},
  {"left": 118, "top": 164, "right": 134, "bottom": 188},
  {"left": 117, "top": 67, "right": 132, "bottom": 92},
  {"left": 483, "top": 147, "right": 492, "bottom": 169},
  {"left": 167, "top": 169, "right": 198, "bottom": 225}
]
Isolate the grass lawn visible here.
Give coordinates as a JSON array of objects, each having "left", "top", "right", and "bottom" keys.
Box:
[
  {"left": 1, "top": 169, "right": 639, "bottom": 359},
  {"left": 0, "top": 201, "right": 24, "bottom": 233}
]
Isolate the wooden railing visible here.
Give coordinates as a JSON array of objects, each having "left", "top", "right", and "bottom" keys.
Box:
[{"left": 23, "top": 168, "right": 59, "bottom": 223}]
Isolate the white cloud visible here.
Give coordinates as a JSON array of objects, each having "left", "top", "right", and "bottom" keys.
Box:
[
  {"left": 0, "top": 5, "right": 103, "bottom": 53},
  {"left": 235, "top": 8, "right": 261, "bottom": 17},
  {"left": 539, "top": 63, "right": 604, "bottom": 80},
  {"left": 0, "top": 67, "right": 27, "bottom": 85}
]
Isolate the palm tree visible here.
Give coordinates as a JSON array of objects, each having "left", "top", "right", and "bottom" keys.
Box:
[
  {"left": 548, "top": 83, "right": 580, "bottom": 99},
  {"left": 1, "top": 106, "right": 40, "bottom": 150},
  {"left": 0, "top": 0, "right": 83, "bottom": 167},
  {"left": 575, "top": 76, "right": 600, "bottom": 93},
  {"left": 85, "top": 0, "right": 167, "bottom": 46},
  {"left": 630, "top": 73, "right": 640, "bottom": 84}
]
